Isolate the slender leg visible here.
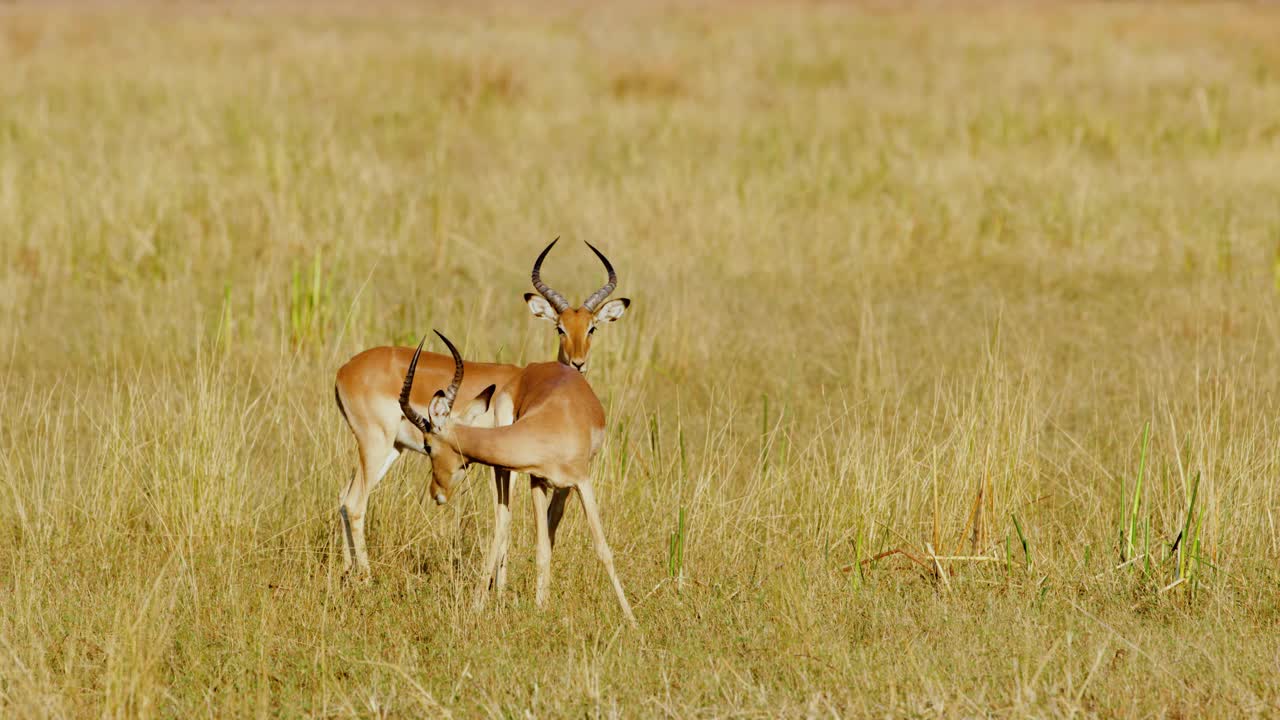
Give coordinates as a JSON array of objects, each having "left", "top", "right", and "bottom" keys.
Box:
[
  {"left": 492, "top": 396, "right": 517, "bottom": 594},
  {"left": 576, "top": 481, "right": 636, "bottom": 626},
  {"left": 530, "top": 478, "right": 553, "bottom": 608},
  {"left": 340, "top": 436, "right": 399, "bottom": 579},
  {"left": 474, "top": 467, "right": 512, "bottom": 609},
  {"left": 547, "top": 487, "right": 572, "bottom": 550},
  {"left": 338, "top": 471, "right": 357, "bottom": 573},
  {"left": 494, "top": 470, "right": 515, "bottom": 592}
]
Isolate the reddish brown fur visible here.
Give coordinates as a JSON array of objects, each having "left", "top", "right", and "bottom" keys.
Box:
[
  {"left": 332, "top": 346, "right": 523, "bottom": 576},
  {"left": 418, "top": 353, "right": 633, "bottom": 624},
  {"left": 554, "top": 308, "right": 599, "bottom": 370}
]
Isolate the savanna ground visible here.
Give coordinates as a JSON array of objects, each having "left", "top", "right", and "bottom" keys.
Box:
[{"left": 2, "top": 1, "right": 1279, "bottom": 717}]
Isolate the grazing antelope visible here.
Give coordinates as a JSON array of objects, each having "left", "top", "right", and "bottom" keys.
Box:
[
  {"left": 333, "top": 239, "right": 630, "bottom": 579},
  {"left": 401, "top": 331, "right": 636, "bottom": 625}
]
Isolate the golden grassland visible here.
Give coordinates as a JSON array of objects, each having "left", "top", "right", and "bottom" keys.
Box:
[{"left": 1, "top": 1, "right": 1279, "bottom": 716}]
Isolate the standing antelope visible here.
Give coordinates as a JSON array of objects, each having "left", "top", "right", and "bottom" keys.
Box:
[
  {"left": 523, "top": 238, "right": 630, "bottom": 373},
  {"left": 401, "top": 331, "right": 636, "bottom": 625},
  {"left": 333, "top": 239, "right": 630, "bottom": 579}
]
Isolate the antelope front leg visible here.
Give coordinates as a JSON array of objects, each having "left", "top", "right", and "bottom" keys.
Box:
[
  {"left": 490, "top": 394, "right": 517, "bottom": 598},
  {"left": 474, "top": 467, "right": 512, "bottom": 610},
  {"left": 576, "top": 480, "right": 637, "bottom": 626},
  {"left": 494, "top": 470, "right": 515, "bottom": 594},
  {"left": 340, "top": 443, "right": 399, "bottom": 580},
  {"left": 530, "top": 479, "right": 553, "bottom": 608},
  {"left": 547, "top": 487, "right": 571, "bottom": 550}
]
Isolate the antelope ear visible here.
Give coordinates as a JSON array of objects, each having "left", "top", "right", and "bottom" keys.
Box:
[
  {"left": 428, "top": 390, "right": 451, "bottom": 430},
  {"left": 460, "top": 384, "right": 496, "bottom": 424},
  {"left": 524, "top": 293, "right": 559, "bottom": 323},
  {"left": 594, "top": 297, "right": 630, "bottom": 323}
]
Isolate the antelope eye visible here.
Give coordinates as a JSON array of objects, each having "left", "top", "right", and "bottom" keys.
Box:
[
  {"left": 588, "top": 326, "right": 596, "bottom": 335},
  {"left": 556, "top": 327, "right": 566, "bottom": 336}
]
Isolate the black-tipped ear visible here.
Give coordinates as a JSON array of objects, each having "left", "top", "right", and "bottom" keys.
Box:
[
  {"left": 428, "top": 389, "right": 450, "bottom": 426},
  {"left": 594, "top": 297, "right": 630, "bottom": 323},
  {"left": 459, "top": 384, "right": 497, "bottom": 423},
  {"left": 525, "top": 292, "right": 559, "bottom": 322}
]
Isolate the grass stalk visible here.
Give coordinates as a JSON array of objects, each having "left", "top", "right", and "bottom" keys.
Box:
[
  {"left": 1179, "top": 472, "right": 1202, "bottom": 580},
  {"left": 1123, "top": 421, "right": 1151, "bottom": 563},
  {"left": 1012, "top": 513, "right": 1031, "bottom": 572}
]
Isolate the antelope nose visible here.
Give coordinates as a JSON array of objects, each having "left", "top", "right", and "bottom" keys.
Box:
[
  {"left": 571, "top": 360, "right": 585, "bottom": 371},
  {"left": 434, "top": 493, "right": 446, "bottom": 505}
]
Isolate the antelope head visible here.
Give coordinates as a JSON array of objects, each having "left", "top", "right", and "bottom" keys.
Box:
[
  {"left": 524, "top": 238, "right": 630, "bottom": 373},
  {"left": 399, "top": 331, "right": 495, "bottom": 505}
]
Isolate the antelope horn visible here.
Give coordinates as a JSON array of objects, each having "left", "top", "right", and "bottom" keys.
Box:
[
  {"left": 399, "top": 336, "right": 431, "bottom": 435},
  {"left": 581, "top": 241, "right": 617, "bottom": 312},
  {"left": 434, "top": 329, "right": 464, "bottom": 414},
  {"left": 531, "top": 237, "right": 571, "bottom": 314}
]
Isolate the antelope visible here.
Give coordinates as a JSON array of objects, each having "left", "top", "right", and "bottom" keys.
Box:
[
  {"left": 332, "top": 239, "right": 630, "bottom": 579},
  {"left": 400, "top": 330, "right": 636, "bottom": 625},
  {"left": 523, "top": 238, "right": 631, "bottom": 373}
]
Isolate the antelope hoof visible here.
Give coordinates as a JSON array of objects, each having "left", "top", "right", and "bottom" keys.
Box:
[{"left": 342, "top": 566, "right": 372, "bottom": 585}]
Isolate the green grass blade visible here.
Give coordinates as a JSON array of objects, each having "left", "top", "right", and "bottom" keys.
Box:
[
  {"left": 1126, "top": 421, "right": 1151, "bottom": 563},
  {"left": 1012, "top": 514, "right": 1031, "bottom": 572}
]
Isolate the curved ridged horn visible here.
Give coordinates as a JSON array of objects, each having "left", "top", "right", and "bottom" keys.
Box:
[
  {"left": 581, "top": 241, "right": 617, "bottom": 312},
  {"left": 531, "top": 237, "right": 571, "bottom": 314},
  {"left": 399, "top": 336, "right": 431, "bottom": 434},
  {"left": 434, "top": 329, "right": 464, "bottom": 415}
]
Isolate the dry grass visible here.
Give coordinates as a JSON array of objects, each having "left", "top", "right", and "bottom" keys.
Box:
[{"left": 2, "top": 1, "right": 1279, "bottom": 717}]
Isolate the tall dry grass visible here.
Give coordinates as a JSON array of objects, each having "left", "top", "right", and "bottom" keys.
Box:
[{"left": 1, "top": 2, "right": 1278, "bottom": 717}]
